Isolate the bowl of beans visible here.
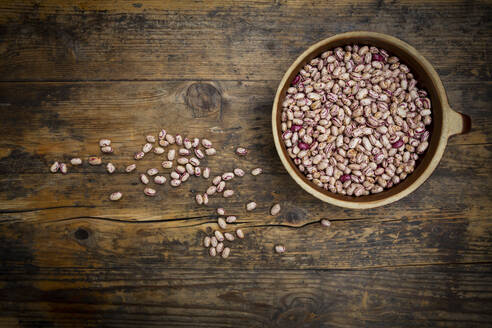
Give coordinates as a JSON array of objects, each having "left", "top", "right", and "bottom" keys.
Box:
[{"left": 272, "top": 31, "right": 470, "bottom": 209}]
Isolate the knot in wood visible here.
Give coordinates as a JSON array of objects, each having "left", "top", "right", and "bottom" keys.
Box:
[{"left": 185, "top": 83, "right": 222, "bottom": 118}]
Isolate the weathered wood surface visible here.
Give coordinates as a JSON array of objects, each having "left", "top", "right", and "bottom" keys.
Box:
[
  {"left": 0, "top": 1, "right": 491, "bottom": 83},
  {"left": 0, "top": 0, "right": 491, "bottom": 327},
  {"left": 1, "top": 266, "right": 491, "bottom": 328}
]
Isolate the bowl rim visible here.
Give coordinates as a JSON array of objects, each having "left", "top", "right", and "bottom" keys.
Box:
[{"left": 272, "top": 31, "right": 453, "bottom": 209}]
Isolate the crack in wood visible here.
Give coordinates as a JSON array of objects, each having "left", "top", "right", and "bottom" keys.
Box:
[
  {"left": 47, "top": 215, "right": 214, "bottom": 224},
  {"left": 0, "top": 205, "right": 96, "bottom": 214}
]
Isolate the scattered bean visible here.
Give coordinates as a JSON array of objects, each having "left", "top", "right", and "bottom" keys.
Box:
[
  {"left": 221, "top": 247, "right": 231, "bottom": 258},
  {"left": 109, "top": 191, "right": 122, "bottom": 201},
  {"left": 226, "top": 216, "right": 237, "bottom": 223},
  {"left": 270, "top": 203, "right": 281, "bottom": 216},
  {"left": 144, "top": 187, "right": 156, "bottom": 196},
  {"left": 154, "top": 175, "right": 166, "bottom": 184},
  {"left": 50, "top": 161, "right": 60, "bottom": 173},
  {"left": 203, "top": 193, "right": 209, "bottom": 205},
  {"left": 134, "top": 152, "right": 145, "bottom": 160},
  {"left": 235, "top": 229, "right": 244, "bottom": 239},
  {"left": 170, "top": 179, "right": 181, "bottom": 187},
  {"left": 147, "top": 168, "right": 159, "bottom": 176},
  {"left": 179, "top": 148, "right": 190, "bottom": 156},
  {"left": 246, "top": 202, "right": 257, "bottom": 211},
  {"left": 216, "top": 242, "right": 224, "bottom": 253},
  {"left": 217, "top": 181, "right": 226, "bottom": 193},
  {"left": 89, "top": 157, "right": 102, "bottom": 165},
  {"left": 251, "top": 168, "right": 263, "bottom": 176},
  {"left": 99, "top": 139, "right": 111, "bottom": 147},
  {"left": 194, "top": 166, "right": 201, "bottom": 176},
  {"left": 70, "top": 158, "right": 82, "bottom": 166},
  {"left": 217, "top": 208, "right": 225, "bottom": 215},
  {"left": 167, "top": 149, "right": 176, "bottom": 161},
  {"left": 212, "top": 176, "right": 222, "bottom": 185},
  {"left": 189, "top": 157, "right": 200, "bottom": 166},
  {"left": 203, "top": 167, "right": 210, "bottom": 179},
  {"left": 162, "top": 161, "right": 173, "bottom": 169},
  {"left": 106, "top": 163, "right": 116, "bottom": 174},
  {"left": 321, "top": 219, "right": 331, "bottom": 227},
  {"left": 202, "top": 139, "right": 212, "bottom": 148},
  {"left": 176, "top": 165, "right": 186, "bottom": 174},
  {"left": 203, "top": 236, "right": 211, "bottom": 247},
  {"left": 224, "top": 232, "right": 235, "bottom": 241},
  {"left": 207, "top": 186, "right": 217, "bottom": 195},
  {"left": 184, "top": 138, "right": 192, "bottom": 149},
  {"left": 101, "top": 146, "right": 114, "bottom": 153},
  {"left": 192, "top": 138, "right": 200, "bottom": 148},
  {"left": 153, "top": 147, "right": 165, "bottom": 154},
  {"left": 196, "top": 194, "right": 204, "bottom": 205},
  {"left": 194, "top": 148, "right": 205, "bottom": 159},
  {"left": 175, "top": 134, "right": 183, "bottom": 146},
  {"left": 222, "top": 172, "right": 234, "bottom": 181},
  {"left": 205, "top": 148, "right": 216, "bottom": 156},
  {"left": 186, "top": 163, "right": 195, "bottom": 174},
  {"left": 275, "top": 244, "right": 286, "bottom": 254},
  {"left": 60, "top": 163, "right": 68, "bottom": 174},
  {"left": 211, "top": 236, "right": 218, "bottom": 247},
  {"left": 209, "top": 247, "right": 217, "bottom": 257},
  {"left": 218, "top": 217, "right": 227, "bottom": 229},
  {"left": 146, "top": 135, "right": 156, "bottom": 143},
  {"left": 126, "top": 164, "right": 137, "bottom": 172},
  {"left": 214, "top": 230, "right": 224, "bottom": 242},
  {"left": 236, "top": 147, "right": 248, "bottom": 156},
  {"left": 140, "top": 174, "right": 149, "bottom": 185},
  {"left": 165, "top": 134, "right": 175, "bottom": 144},
  {"left": 233, "top": 168, "right": 245, "bottom": 177},
  {"left": 177, "top": 157, "right": 189, "bottom": 165},
  {"left": 181, "top": 172, "right": 190, "bottom": 182}
]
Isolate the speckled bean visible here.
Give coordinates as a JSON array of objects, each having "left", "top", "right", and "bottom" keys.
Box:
[
  {"left": 161, "top": 161, "right": 173, "bottom": 169},
  {"left": 154, "top": 175, "right": 166, "bottom": 184},
  {"left": 144, "top": 187, "right": 156, "bottom": 196},
  {"left": 235, "top": 229, "right": 244, "bottom": 239},
  {"left": 109, "top": 192, "right": 122, "bottom": 201}
]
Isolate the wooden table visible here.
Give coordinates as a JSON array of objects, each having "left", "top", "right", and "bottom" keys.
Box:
[{"left": 1, "top": 1, "right": 491, "bottom": 327}]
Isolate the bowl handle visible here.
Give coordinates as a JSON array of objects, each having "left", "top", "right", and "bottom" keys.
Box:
[{"left": 446, "top": 106, "right": 471, "bottom": 137}]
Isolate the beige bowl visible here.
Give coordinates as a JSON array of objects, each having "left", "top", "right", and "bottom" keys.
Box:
[{"left": 272, "top": 31, "right": 471, "bottom": 209}]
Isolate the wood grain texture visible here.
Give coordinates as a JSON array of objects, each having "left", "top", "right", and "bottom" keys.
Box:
[
  {"left": 1, "top": 266, "right": 491, "bottom": 328},
  {"left": 0, "top": 0, "right": 491, "bottom": 327},
  {"left": 0, "top": 1, "right": 490, "bottom": 82}
]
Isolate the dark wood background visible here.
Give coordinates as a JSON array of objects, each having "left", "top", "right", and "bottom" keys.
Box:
[{"left": 0, "top": 1, "right": 491, "bottom": 327}]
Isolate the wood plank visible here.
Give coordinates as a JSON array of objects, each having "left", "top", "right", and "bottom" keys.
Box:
[
  {"left": 0, "top": 265, "right": 491, "bottom": 327},
  {"left": 1, "top": 201, "right": 491, "bottom": 270},
  {"left": 0, "top": 1, "right": 490, "bottom": 82},
  {"left": 0, "top": 80, "right": 488, "bottom": 161},
  {"left": 0, "top": 81, "right": 489, "bottom": 220},
  {"left": 0, "top": 141, "right": 490, "bottom": 220}
]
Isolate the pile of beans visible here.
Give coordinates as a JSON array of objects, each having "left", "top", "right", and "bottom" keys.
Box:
[{"left": 280, "top": 44, "right": 432, "bottom": 196}]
